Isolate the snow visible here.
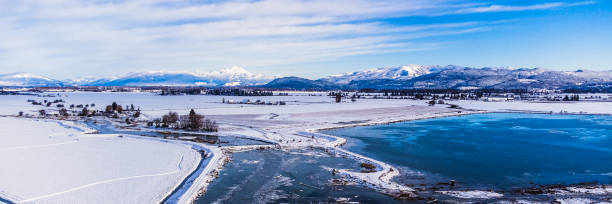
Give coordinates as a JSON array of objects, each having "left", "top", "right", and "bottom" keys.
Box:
[
  {"left": 0, "top": 117, "right": 201, "bottom": 204},
  {"left": 450, "top": 100, "right": 612, "bottom": 115},
  {"left": 553, "top": 198, "right": 598, "bottom": 204},
  {"left": 0, "top": 73, "right": 61, "bottom": 87},
  {"left": 549, "top": 185, "right": 612, "bottom": 196},
  {"left": 2, "top": 65, "right": 611, "bottom": 88},
  {"left": 437, "top": 190, "right": 504, "bottom": 199},
  {"left": 72, "top": 66, "right": 273, "bottom": 86},
  {"left": 322, "top": 64, "right": 434, "bottom": 84},
  {"left": 1, "top": 92, "right": 611, "bottom": 203},
  {"left": 565, "top": 186, "right": 612, "bottom": 195},
  {"left": 518, "top": 79, "right": 538, "bottom": 83}
]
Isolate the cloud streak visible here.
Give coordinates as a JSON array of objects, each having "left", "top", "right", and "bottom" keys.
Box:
[
  {"left": 0, "top": 0, "right": 596, "bottom": 78},
  {"left": 450, "top": 1, "right": 596, "bottom": 14}
]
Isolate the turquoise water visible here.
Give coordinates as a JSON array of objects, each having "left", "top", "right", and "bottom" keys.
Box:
[{"left": 322, "top": 113, "right": 612, "bottom": 189}]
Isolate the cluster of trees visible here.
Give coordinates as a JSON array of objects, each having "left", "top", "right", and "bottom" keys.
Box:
[
  {"left": 563, "top": 85, "right": 612, "bottom": 93},
  {"left": 159, "top": 88, "right": 276, "bottom": 96},
  {"left": 69, "top": 104, "right": 95, "bottom": 109},
  {"left": 562, "top": 95, "right": 580, "bottom": 101},
  {"left": 160, "top": 88, "right": 203, "bottom": 95},
  {"left": 379, "top": 91, "right": 483, "bottom": 100},
  {"left": 372, "top": 88, "right": 530, "bottom": 94},
  {"left": 207, "top": 88, "right": 273, "bottom": 96},
  {"left": 428, "top": 99, "right": 446, "bottom": 106},
  {"left": 148, "top": 109, "right": 218, "bottom": 132},
  {"left": 221, "top": 98, "right": 287, "bottom": 105},
  {"left": 104, "top": 102, "right": 140, "bottom": 117},
  {"left": 35, "top": 102, "right": 140, "bottom": 119},
  {"left": 28, "top": 99, "right": 65, "bottom": 106},
  {"left": 327, "top": 92, "right": 346, "bottom": 103},
  {"left": 103, "top": 102, "right": 141, "bottom": 120},
  {"left": 358, "top": 88, "right": 534, "bottom": 100}
]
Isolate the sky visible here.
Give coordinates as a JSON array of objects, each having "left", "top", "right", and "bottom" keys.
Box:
[{"left": 0, "top": 0, "right": 611, "bottom": 79}]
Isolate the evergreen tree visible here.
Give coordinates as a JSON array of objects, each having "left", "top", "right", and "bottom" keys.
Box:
[
  {"left": 188, "top": 109, "right": 204, "bottom": 130},
  {"left": 79, "top": 107, "right": 88, "bottom": 116}
]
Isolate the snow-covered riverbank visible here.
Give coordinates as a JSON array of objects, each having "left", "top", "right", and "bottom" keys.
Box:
[
  {"left": 0, "top": 117, "right": 204, "bottom": 204},
  {"left": 1, "top": 92, "right": 610, "bottom": 203}
]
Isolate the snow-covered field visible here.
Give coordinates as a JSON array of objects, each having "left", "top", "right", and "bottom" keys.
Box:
[
  {"left": 3, "top": 92, "right": 609, "bottom": 117},
  {"left": 0, "top": 117, "right": 200, "bottom": 204},
  {"left": 451, "top": 100, "right": 612, "bottom": 115},
  {"left": 1, "top": 92, "right": 610, "bottom": 203}
]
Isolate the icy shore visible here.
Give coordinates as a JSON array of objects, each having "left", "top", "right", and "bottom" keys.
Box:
[{"left": 1, "top": 92, "right": 610, "bottom": 203}]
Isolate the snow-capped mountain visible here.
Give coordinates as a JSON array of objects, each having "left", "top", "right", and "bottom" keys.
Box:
[
  {"left": 321, "top": 64, "right": 441, "bottom": 84},
  {"left": 266, "top": 66, "right": 612, "bottom": 91},
  {"left": 343, "top": 67, "right": 612, "bottom": 90},
  {"left": 1, "top": 65, "right": 610, "bottom": 90},
  {"left": 78, "top": 66, "right": 274, "bottom": 87},
  {"left": 0, "top": 72, "right": 63, "bottom": 87},
  {"left": 262, "top": 77, "right": 340, "bottom": 90}
]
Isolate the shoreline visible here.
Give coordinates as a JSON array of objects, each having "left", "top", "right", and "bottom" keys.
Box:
[
  {"left": 293, "top": 109, "right": 612, "bottom": 199},
  {"left": 158, "top": 149, "right": 206, "bottom": 204},
  {"left": 313, "top": 109, "right": 487, "bottom": 132},
  {"left": 4, "top": 104, "right": 611, "bottom": 203},
  {"left": 173, "top": 110, "right": 485, "bottom": 202},
  {"left": 182, "top": 108, "right": 598, "bottom": 201},
  {"left": 292, "top": 109, "right": 487, "bottom": 198}
]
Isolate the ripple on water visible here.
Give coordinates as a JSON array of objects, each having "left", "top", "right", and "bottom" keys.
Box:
[{"left": 322, "top": 113, "right": 612, "bottom": 192}]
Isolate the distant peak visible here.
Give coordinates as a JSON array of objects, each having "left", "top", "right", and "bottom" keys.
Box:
[
  {"left": 219, "top": 66, "right": 252, "bottom": 75},
  {"left": 1, "top": 72, "right": 53, "bottom": 80}
]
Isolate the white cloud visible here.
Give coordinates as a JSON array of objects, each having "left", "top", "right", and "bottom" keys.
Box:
[
  {"left": 450, "top": 1, "right": 596, "bottom": 14},
  {"left": 0, "top": 0, "right": 595, "bottom": 78}
]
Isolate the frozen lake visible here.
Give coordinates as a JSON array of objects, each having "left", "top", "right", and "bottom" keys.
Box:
[{"left": 322, "top": 113, "right": 612, "bottom": 190}]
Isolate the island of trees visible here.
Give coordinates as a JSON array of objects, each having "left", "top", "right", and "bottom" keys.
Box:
[{"left": 148, "top": 109, "right": 218, "bottom": 132}]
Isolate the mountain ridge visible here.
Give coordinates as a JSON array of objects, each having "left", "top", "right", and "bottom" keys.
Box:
[
  {"left": 68, "top": 66, "right": 273, "bottom": 87},
  {"left": 1, "top": 65, "right": 610, "bottom": 91},
  {"left": 265, "top": 66, "right": 612, "bottom": 91}
]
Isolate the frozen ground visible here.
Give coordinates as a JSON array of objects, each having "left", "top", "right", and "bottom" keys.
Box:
[
  {"left": 450, "top": 100, "right": 612, "bottom": 115},
  {"left": 1, "top": 92, "right": 610, "bottom": 203},
  {"left": 0, "top": 117, "right": 200, "bottom": 204}
]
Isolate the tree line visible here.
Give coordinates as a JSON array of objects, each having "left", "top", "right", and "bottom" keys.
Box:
[{"left": 148, "top": 109, "right": 218, "bottom": 132}]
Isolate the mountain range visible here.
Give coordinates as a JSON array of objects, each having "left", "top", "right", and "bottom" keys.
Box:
[
  {"left": 265, "top": 65, "right": 612, "bottom": 91},
  {"left": 0, "top": 66, "right": 272, "bottom": 87},
  {"left": 0, "top": 73, "right": 65, "bottom": 87},
  {"left": 1, "top": 65, "right": 611, "bottom": 91}
]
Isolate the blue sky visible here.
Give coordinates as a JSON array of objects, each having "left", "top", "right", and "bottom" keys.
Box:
[{"left": 0, "top": 0, "right": 610, "bottom": 79}]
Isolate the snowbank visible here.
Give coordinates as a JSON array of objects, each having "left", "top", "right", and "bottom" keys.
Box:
[
  {"left": 437, "top": 190, "right": 503, "bottom": 199},
  {"left": 0, "top": 117, "right": 200, "bottom": 204}
]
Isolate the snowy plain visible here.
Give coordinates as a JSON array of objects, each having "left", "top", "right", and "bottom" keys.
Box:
[
  {"left": 0, "top": 92, "right": 611, "bottom": 203},
  {"left": 0, "top": 117, "right": 200, "bottom": 204}
]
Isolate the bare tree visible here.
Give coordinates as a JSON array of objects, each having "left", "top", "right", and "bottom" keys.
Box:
[
  {"left": 162, "top": 112, "right": 179, "bottom": 128},
  {"left": 59, "top": 108, "right": 70, "bottom": 117},
  {"left": 203, "top": 119, "right": 218, "bottom": 132}
]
